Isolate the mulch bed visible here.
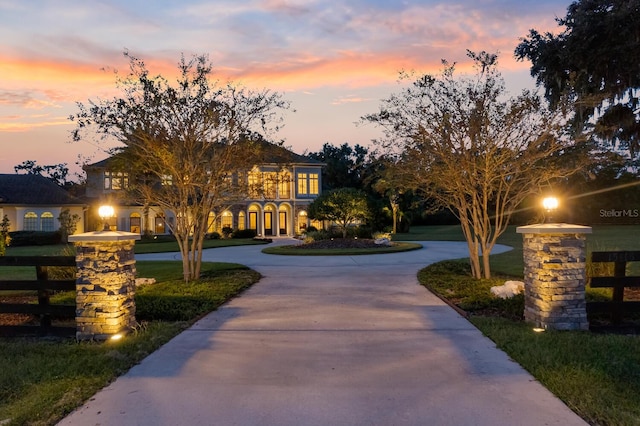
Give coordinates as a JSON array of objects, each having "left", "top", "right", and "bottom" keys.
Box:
[{"left": 293, "top": 238, "right": 391, "bottom": 250}]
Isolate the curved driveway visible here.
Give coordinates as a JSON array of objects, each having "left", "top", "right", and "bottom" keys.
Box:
[{"left": 60, "top": 239, "right": 586, "bottom": 426}]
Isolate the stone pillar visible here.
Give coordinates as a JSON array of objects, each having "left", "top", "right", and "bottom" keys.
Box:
[
  {"left": 516, "top": 224, "right": 592, "bottom": 331},
  {"left": 69, "top": 231, "right": 141, "bottom": 340}
]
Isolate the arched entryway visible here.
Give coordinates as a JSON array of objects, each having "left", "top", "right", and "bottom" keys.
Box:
[
  {"left": 247, "top": 204, "right": 261, "bottom": 235},
  {"left": 278, "top": 203, "right": 292, "bottom": 236},
  {"left": 263, "top": 204, "right": 275, "bottom": 236}
]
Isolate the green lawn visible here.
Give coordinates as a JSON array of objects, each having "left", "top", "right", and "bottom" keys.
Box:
[{"left": 396, "top": 224, "right": 640, "bottom": 276}]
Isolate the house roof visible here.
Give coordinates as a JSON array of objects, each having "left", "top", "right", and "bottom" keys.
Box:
[
  {"left": 85, "top": 141, "right": 323, "bottom": 169},
  {"left": 0, "top": 174, "right": 84, "bottom": 206},
  {"left": 257, "top": 141, "right": 323, "bottom": 166}
]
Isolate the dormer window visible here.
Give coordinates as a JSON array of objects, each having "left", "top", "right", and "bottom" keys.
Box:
[{"left": 104, "top": 171, "right": 129, "bottom": 190}]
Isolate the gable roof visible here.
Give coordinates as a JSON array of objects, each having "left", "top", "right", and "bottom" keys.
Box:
[{"left": 0, "top": 174, "right": 84, "bottom": 206}]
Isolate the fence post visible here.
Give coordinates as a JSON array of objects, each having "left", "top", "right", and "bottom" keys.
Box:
[
  {"left": 516, "top": 223, "right": 592, "bottom": 331},
  {"left": 69, "top": 230, "right": 141, "bottom": 340}
]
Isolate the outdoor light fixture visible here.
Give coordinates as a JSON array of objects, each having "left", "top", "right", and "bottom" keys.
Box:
[
  {"left": 542, "top": 196, "right": 559, "bottom": 223},
  {"left": 98, "top": 205, "right": 115, "bottom": 231}
]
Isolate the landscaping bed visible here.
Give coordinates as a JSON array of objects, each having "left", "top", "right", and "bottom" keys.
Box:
[
  {"left": 263, "top": 238, "right": 422, "bottom": 255},
  {"left": 294, "top": 238, "right": 391, "bottom": 250}
]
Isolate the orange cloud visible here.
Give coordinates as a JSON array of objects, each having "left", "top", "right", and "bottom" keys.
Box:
[{"left": 0, "top": 116, "right": 71, "bottom": 132}]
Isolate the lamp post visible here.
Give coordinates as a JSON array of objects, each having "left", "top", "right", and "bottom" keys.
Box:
[
  {"left": 98, "top": 205, "right": 115, "bottom": 231},
  {"left": 542, "top": 196, "right": 558, "bottom": 223}
]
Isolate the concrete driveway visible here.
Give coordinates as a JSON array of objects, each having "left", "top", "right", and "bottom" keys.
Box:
[{"left": 59, "top": 239, "right": 587, "bottom": 426}]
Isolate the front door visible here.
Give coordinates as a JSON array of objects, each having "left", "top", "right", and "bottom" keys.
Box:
[
  {"left": 279, "top": 211, "right": 287, "bottom": 236},
  {"left": 264, "top": 212, "right": 273, "bottom": 236},
  {"left": 249, "top": 212, "right": 258, "bottom": 232}
]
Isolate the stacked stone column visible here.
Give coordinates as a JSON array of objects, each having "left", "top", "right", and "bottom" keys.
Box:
[
  {"left": 516, "top": 224, "right": 592, "bottom": 331},
  {"left": 69, "top": 231, "right": 141, "bottom": 340}
]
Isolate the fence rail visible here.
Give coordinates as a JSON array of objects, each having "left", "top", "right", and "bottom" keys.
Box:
[
  {"left": 588, "top": 251, "right": 640, "bottom": 324},
  {"left": 0, "top": 256, "right": 76, "bottom": 337}
]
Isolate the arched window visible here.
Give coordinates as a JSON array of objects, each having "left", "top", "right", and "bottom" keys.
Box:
[
  {"left": 207, "top": 212, "right": 216, "bottom": 233},
  {"left": 24, "top": 212, "right": 38, "bottom": 231},
  {"left": 130, "top": 213, "right": 141, "bottom": 234},
  {"left": 298, "top": 210, "right": 308, "bottom": 232},
  {"left": 41, "top": 212, "right": 54, "bottom": 232},
  {"left": 221, "top": 211, "right": 233, "bottom": 229},
  {"left": 155, "top": 214, "right": 166, "bottom": 234}
]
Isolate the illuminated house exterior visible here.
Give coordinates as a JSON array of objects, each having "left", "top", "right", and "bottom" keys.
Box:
[
  {"left": 0, "top": 174, "right": 85, "bottom": 233},
  {"left": 83, "top": 146, "right": 323, "bottom": 237}
]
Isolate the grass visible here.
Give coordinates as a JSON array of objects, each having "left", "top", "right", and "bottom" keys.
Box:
[
  {"left": 0, "top": 238, "right": 266, "bottom": 282},
  {"left": 417, "top": 238, "right": 640, "bottom": 425},
  {"left": 396, "top": 224, "right": 640, "bottom": 277},
  {"left": 262, "top": 241, "right": 422, "bottom": 256},
  {"left": 471, "top": 317, "right": 640, "bottom": 426},
  {"left": 134, "top": 237, "right": 268, "bottom": 254},
  {"left": 0, "top": 261, "right": 260, "bottom": 426}
]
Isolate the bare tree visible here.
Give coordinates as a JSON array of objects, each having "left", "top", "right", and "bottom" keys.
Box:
[
  {"left": 363, "top": 51, "right": 586, "bottom": 279},
  {"left": 71, "top": 52, "right": 289, "bottom": 281}
]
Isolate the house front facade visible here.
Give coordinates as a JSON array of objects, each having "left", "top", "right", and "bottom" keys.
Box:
[
  {"left": 0, "top": 174, "right": 85, "bottom": 233},
  {"left": 83, "top": 147, "right": 324, "bottom": 237}
]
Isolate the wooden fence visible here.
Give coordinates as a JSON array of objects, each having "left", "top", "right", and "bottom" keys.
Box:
[
  {"left": 0, "top": 256, "right": 76, "bottom": 337},
  {"left": 588, "top": 251, "right": 640, "bottom": 324}
]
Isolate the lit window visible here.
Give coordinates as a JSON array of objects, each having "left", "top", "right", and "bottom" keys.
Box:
[
  {"left": 24, "top": 212, "right": 38, "bottom": 231},
  {"left": 161, "top": 175, "right": 173, "bottom": 186},
  {"left": 104, "top": 171, "right": 129, "bottom": 190},
  {"left": 41, "top": 212, "right": 54, "bottom": 232},
  {"left": 248, "top": 171, "right": 260, "bottom": 198},
  {"left": 298, "top": 210, "right": 308, "bottom": 232},
  {"left": 297, "top": 173, "right": 307, "bottom": 195},
  {"left": 155, "top": 214, "right": 165, "bottom": 234},
  {"left": 238, "top": 212, "right": 246, "bottom": 230},
  {"left": 264, "top": 172, "right": 277, "bottom": 199},
  {"left": 309, "top": 173, "right": 319, "bottom": 195},
  {"left": 279, "top": 172, "right": 291, "bottom": 198},
  {"left": 130, "top": 213, "right": 141, "bottom": 234},
  {"left": 221, "top": 211, "right": 233, "bottom": 229}
]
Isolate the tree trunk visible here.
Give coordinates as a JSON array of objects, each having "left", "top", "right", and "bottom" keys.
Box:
[
  {"left": 467, "top": 243, "right": 482, "bottom": 279},
  {"left": 482, "top": 250, "right": 491, "bottom": 279},
  {"left": 391, "top": 203, "right": 398, "bottom": 234}
]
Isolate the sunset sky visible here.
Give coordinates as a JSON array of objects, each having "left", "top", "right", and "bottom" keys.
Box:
[{"left": 0, "top": 0, "right": 570, "bottom": 178}]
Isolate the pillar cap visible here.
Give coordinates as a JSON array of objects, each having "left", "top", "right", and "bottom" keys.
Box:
[
  {"left": 69, "top": 231, "right": 142, "bottom": 242},
  {"left": 516, "top": 223, "right": 592, "bottom": 234}
]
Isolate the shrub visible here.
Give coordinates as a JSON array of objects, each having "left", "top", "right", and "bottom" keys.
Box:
[
  {"left": 232, "top": 229, "right": 257, "bottom": 239},
  {"left": 8, "top": 231, "right": 62, "bottom": 246},
  {"left": 305, "top": 225, "right": 318, "bottom": 233},
  {"left": 221, "top": 226, "right": 233, "bottom": 238},
  {"left": 350, "top": 226, "right": 373, "bottom": 239},
  {"left": 373, "top": 231, "right": 392, "bottom": 241},
  {"left": 305, "top": 229, "right": 341, "bottom": 241},
  {"left": 206, "top": 232, "right": 221, "bottom": 240}
]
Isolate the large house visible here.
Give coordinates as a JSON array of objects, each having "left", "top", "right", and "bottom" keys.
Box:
[
  {"left": 84, "top": 145, "right": 324, "bottom": 237},
  {"left": 0, "top": 174, "right": 85, "bottom": 233}
]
